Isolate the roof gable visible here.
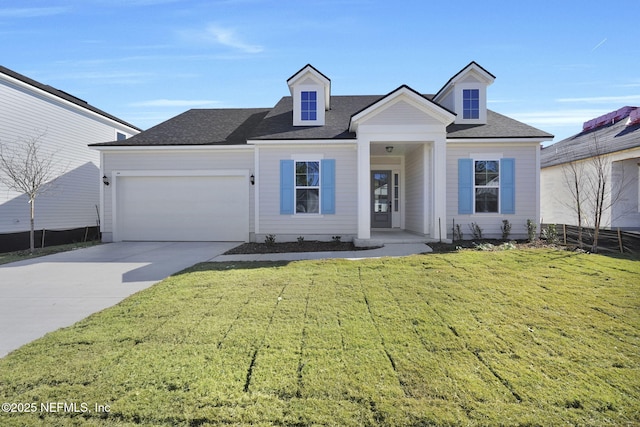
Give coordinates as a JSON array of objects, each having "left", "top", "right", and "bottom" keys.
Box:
[
  {"left": 286, "top": 64, "right": 331, "bottom": 111},
  {"left": 349, "top": 85, "right": 455, "bottom": 133},
  {"left": 433, "top": 61, "right": 495, "bottom": 102}
]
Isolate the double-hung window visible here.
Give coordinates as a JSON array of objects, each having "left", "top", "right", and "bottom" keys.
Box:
[
  {"left": 301, "top": 91, "right": 317, "bottom": 121},
  {"left": 463, "top": 89, "right": 480, "bottom": 119},
  {"left": 474, "top": 160, "right": 499, "bottom": 213},
  {"left": 295, "top": 161, "right": 320, "bottom": 213}
]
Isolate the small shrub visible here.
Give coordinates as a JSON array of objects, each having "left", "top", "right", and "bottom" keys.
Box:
[
  {"left": 469, "top": 222, "right": 483, "bottom": 240},
  {"left": 265, "top": 234, "right": 276, "bottom": 246},
  {"left": 501, "top": 219, "right": 512, "bottom": 240},
  {"left": 454, "top": 224, "right": 464, "bottom": 241},
  {"left": 474, "top": 242, "right": 494, "bottom": 251},
  {"left": 331, "top": 235, "right": 341, "bottom": 243},
  {"left": 475, "top": 241, "right": 516, "bottom": 251},
  {"left": 297, "top": 236, "right": 305, "bottom": 244},
  {"left": 542, "top": 224, "right": 558, "bottom": 244},
  {"left": 526, "top": 219, "right": 537, "bottom": 242}
]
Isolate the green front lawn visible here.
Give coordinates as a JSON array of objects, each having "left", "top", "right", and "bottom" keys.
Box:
[{"left": 1, "top": 250, "right": 638, "bottom": 426}]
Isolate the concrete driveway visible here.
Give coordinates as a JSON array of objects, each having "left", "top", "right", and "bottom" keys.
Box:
[{"left": 0, "top": 241, "right": 238, "bottom": 357}]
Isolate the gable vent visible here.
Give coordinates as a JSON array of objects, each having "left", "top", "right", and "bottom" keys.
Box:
[{"left": 583, "top": 106, "right": 636, "bottom": 131}]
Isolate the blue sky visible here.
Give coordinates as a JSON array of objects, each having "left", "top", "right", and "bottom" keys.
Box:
[{"left": 2, "top": 0, "right": 638, "bottom": 144}]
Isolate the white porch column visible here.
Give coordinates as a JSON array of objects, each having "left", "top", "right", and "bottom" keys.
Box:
[
  {"left": 431, "top": 135, "right": 447, "bottom": 240},
  {"left": 356, "top": 137, "right": 371, "bottom": 239}
]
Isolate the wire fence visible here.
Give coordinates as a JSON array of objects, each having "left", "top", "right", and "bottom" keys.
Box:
[{"left": 541, "top": 224, "right": 640, "bottom": 254}]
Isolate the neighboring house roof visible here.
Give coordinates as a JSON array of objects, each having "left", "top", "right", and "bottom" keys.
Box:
[
  {"left": 90, "top": 108, "right": 270, "bottom": 146},
  {"left": 0, "top": 65, "right": 141, "bottom": 132},
  {"left": 541, "top": 109, "right": 640, "bottom": 168}
]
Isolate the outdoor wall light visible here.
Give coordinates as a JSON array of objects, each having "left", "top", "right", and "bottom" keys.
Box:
[
  {"left": 385, "top": 146, "right": 394, "bottom": 153},
  {"left": 102, "top": 175, "right": 110, "bottom": 186},
  {"left": 250, "top": 174, "right": 255, "bottom": 185}
]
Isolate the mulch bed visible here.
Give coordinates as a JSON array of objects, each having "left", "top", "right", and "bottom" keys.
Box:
[
  {"left": 225, "top": 239, "right": 562, "bottom": 255},
  {"left": 224, "top": 240, "right": 371, "bottom": 254}
]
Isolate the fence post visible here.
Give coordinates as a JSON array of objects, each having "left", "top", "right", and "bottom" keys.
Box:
[
  {"left": 563, "top": 224, "right": 567, "bottom": 245},
  {"left": 41, "top": 229, "right": 46, "bottom": 248},
  {"left": 617, "top": 228, "right": 624, "bottom": 254}
]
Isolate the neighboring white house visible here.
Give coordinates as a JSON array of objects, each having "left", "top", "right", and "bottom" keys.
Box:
[
  {"left": 541, "top": 107, "right": 640, "bottom": 231},
  {"left": 91, "top": 62, "right": 553, "bottom": 244},
  {"left": 0, "top": 65, "right": 141, "bottom": 250}
]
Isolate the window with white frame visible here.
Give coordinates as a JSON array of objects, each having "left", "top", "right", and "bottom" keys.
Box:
[
  {"left": 463, "top": 89, "right": 480, "bottom": 119},
  {"left": 474, "top": 160, "right": 499, "bottom": 213},
  {"left": 295, "top": 161, "right": 320, "bottom": 213},
  {"left": 301, "top": 91, "right": 317, "bottom": 121}
]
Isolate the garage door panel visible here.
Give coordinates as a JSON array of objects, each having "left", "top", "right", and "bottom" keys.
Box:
[{"left": 116, "top": 175, "right": 248, "bottom": 241}]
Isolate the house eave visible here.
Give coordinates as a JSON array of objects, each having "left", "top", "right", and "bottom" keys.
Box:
[
  {"left": 89, "top": 144, "right": 255, "bottom": 152},
  {"left": 446, "top": 137, "right": 553, "bottom": 144}
]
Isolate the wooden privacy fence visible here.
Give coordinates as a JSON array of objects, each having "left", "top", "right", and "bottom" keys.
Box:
[{"left": 541, "top": 224, "right": 640, "bottom": 254}]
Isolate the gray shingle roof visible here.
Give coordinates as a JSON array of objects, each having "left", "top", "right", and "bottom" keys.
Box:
[
  {"left": 90, "top": 108, "right": 270, "bottom": 146},
  {"left": 541, "top": 117, "right": 640, "bottom": 168},
  {"left": 0, "top": 65, "right": 141, "bottom": 132},
  {"left": 91, "top": 95, "right": 553, "bottom": 146},
  {"left": 447, "top": 110, "right": 554, "bottom": 139}
]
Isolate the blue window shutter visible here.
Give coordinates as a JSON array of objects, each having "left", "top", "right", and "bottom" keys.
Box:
[
  {"left": 321, "top": 159, "right": 335, "bottom": 214},
  {"left": 280, "top": 160, "right": 294, "bottom": 214},
  {"left": 458, "top": 159, "right": 473, "bottom": 214},
  {"left": 500, "top": 158, "right": 515, "bottom": 214}
]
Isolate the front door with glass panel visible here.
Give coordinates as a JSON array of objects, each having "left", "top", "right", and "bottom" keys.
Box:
[{"left": 371, "top": 170, "right": 392, "bottom": 228}]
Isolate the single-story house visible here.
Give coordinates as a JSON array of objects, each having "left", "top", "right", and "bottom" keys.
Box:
[
  {"left": 91, "top": 62, "right": 553, "bottom": 244},
  {"left": 0, "top": 65, "right": 141, "bottom": 251},
  {"left": 541, "top": 107, "right": 640, "bottom": 231}
]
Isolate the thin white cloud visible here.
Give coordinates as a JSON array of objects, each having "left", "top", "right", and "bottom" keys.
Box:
[
  {"left": 0, "top": 7, "right": 67, "bottom": 17},
  {"left": 591, "top": 38, "right": 607, "bottom": 51},
  {"left": 509, "top": 109, "right": 607, "bottom": 126},
  {"left": 181, "top": 24, "right": 264, "bottom": 54},
  {"left": 130, "top": 99, "right": 221, "bottom": 107},
  {"left": 556, "top": 95, "right": 640, "bottom": 104}
]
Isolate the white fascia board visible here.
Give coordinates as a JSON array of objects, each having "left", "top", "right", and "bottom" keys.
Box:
[
  {"left": 90, "top": 145, "right": 255, "bottom": 152},
  {"left": 112, "top": 169, "right": 248, "bottom": 177},
  {"left": 247, "top": 139, "right": 356, "bottom": 146},
  {"left": 446, "top": 138, "right": 551, "bottom": 144}
]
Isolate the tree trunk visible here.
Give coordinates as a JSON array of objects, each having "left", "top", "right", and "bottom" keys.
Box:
[{"left": 29, "top": 198, "right": 35, "bottom": 254}]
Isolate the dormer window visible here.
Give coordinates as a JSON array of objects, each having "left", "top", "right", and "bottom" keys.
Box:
[
  {"left": 463, "top": 89, "right": 480, "bottom": 120},
  {"left": 287, "top": 64, "right": 331, "bottom": 126},
  {"left": 301, "top": 91, "right": 317, "bottom": 121},
  {"left": 433, "top": 61, "right": 495, "bottom": 125}
]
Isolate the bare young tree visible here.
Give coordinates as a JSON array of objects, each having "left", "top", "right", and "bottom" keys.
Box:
[
  {"left": 561, "top": 135, "right": 630, "bottom": 252},
  {"left": 561, "top": 153, "right": 587, "bottom": 248},
  {"left": 0, "top": 132, "right": 62, "bottom": 253}
]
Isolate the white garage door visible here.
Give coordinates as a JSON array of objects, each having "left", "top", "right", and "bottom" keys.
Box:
[{"left": 116, "top": 174, "right": 248, "bottom": 241}]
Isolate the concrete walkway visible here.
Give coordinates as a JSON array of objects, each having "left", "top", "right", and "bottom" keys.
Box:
[{"left": 0, "top": 242, "right": 238, "bottom": 357}]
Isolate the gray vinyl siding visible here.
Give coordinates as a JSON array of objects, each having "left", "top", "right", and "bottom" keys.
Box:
[
  {"left": 256, "top": 144, "right": 357, "bottom": 240},
  {"left": 0, "top": 75, "right": 138, "bottom": 233},
  {"left": 404, "top": 144, "right": 427, "bottom": 234},
  {"left": 101, "top": 149, "right": 255, "bottom": 236},
  {"left": 360, "top": 100, "right": 443, "bottom": 126},
  {"left": 446, "top": 143, "right": 539, "bottom": 239}
]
